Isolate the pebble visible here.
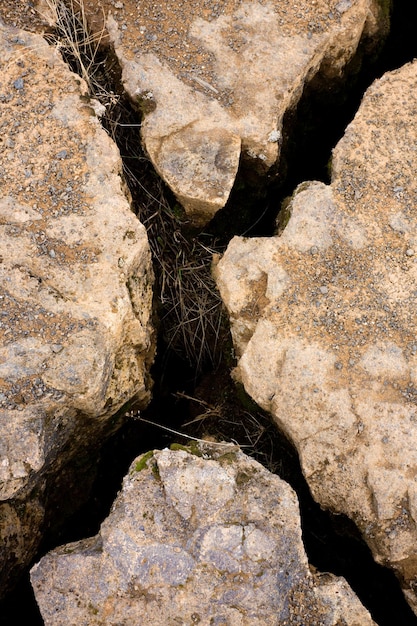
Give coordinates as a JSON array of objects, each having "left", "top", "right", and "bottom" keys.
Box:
[{"left": 13, "top": 78, "right": 24, "bottom": 90}]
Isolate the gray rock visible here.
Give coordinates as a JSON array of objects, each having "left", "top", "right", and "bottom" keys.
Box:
[
  {"left": 0, "top": 23, "right": 154, "bottom": 595},
  {"left": 214, "top": 60, "right": 417, "bottom": 613},
  {"left": 31, "top": 445, "right": 375, "bottom": 625}
]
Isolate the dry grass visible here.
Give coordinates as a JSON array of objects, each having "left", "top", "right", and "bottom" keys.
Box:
[
  {"left": 175, "top": 383, "right": 290, "bottom": 475},
  {"left": 42, "top": 0, "right": 101, "bottom": 83},
  {"left": 119, "top": 142, "right": 226, "bottom": 370},
  {"left": 41, "top": 0, "right": 226, "bottom": 372}
]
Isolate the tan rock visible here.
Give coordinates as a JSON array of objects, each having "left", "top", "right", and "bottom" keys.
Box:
[
  {"left": 90, "top": 0, "right": 385, "bottom": 226},
  {"left": 31, "top": 445, "right": 375, "bottom": 625},
  {"left": 214, "top": 60, "right": 417, "bottom": 612},
  {"left": 0, "top": 23, "right": 154, "bottom": 594}
]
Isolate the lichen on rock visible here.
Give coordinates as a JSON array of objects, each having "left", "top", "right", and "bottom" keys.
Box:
[
  {"left": 214, "top": 59, "right": 417, "bottom": 613},
  {"left": 31, "top": 445, "right": 375, "bottom": 625},
  {"left": 0, "top": 21, "right": 154, "bottom": 595},
  {"left": 94, "top": 0, "right": 386, "bottom": 226}
]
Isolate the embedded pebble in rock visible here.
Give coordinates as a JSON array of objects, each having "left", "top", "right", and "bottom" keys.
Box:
[
  {"left": 30, "top": 445, "right": 375, "bottom": 625},
  {"left": 0, "top": 23, "right": 154, "bottom": 595},
  {"left": 77, "top": 0, "right": 386, "bottom": 226},
  {"left": 214, "top": 60, "right": 417, "bottom": 613}
]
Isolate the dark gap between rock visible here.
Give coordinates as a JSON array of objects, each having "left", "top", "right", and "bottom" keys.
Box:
[
  {"left": 2, "top": 1, "right": 417, "bottom": 623},
  {"left": 223, "top": 0, "right": 417, "bottom": 239}
]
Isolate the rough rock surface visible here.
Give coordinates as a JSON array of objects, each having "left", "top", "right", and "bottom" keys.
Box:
[
  {"left": 31, "top": 445, "right": 375, "bottom": 625},
  {"left": 0, "top": 22, "right": 154, "bottom": 595},
  {"left": 85, "top": 0, "right": 385, "bottom": 226},
  {"left": 214, "top": 60, "right": 417, "bottom": 612}
]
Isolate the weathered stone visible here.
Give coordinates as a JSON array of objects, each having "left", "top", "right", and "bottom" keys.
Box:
[
  {"left": 0, "top": 23, "right": 154, "bottom": 595},
  {"left": 214, "top": 60, "right": 417, "bottom": 612},
  {"left": 31, "top": 445, "right": 375, "bottom": 625},
  {"left": 84, "top": 0, "right": 386, "bottom": 226}
]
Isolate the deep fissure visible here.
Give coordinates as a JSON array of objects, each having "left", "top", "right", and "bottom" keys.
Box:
[{"left": 2, "top": 0, "right": 417, "bottom": 623}]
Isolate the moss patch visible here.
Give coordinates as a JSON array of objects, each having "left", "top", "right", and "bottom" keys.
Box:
[{"left": 133, "top": 450, "right": 154, "bottom": 473}]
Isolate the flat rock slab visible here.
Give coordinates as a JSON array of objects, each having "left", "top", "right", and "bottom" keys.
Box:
[
  {"left": 93, "top": 0, "right": 384, "bottom": 225},
  {"left": 31, "top": 445, "right": 375, "bottom": 625},
  {"left": 0, "top": 23, "right": 154, "bottom": 594},
  {"left": 215, "top": 60, "right": 417, "bottom": 612}
]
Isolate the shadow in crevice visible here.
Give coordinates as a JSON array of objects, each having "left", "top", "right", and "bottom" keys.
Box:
[
  {"left": 226, "top": 0, "right": 417, "bottom": 239},
  {"left": 164, "top": 372, "right": 417, "bottom": 626},
  {"left": 2, "top": 1, "right": 417, "bottom": 623}
]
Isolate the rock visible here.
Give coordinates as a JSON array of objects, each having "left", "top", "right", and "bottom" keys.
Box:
[
  {"left": 93, "top": 0, "right": 385, "bottom": 226},
  {"left": 214, "top": 60, "right": 417, "bottom": 612},
  {"left": 30, "top": 444, "right": 375, "bottom": 625},
  {"left": 0, "top": 23, "right": 154, "bottom": 595}
]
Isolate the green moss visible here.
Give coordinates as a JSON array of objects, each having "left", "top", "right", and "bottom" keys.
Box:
[
  {"left": 236, "top": 469, "right": 256, "bottom": 486},
  {"left": 169, "top": 441, "right": 203, "bottom": 457},
  {"left": 217, "top": 450, "right": 238, "bottom": 465},
  {"left": 170, "top": 442, "right": 192, "bottom": 453},
  {"left": 133, "top": 450, "right": 154, "bottom": 473},
  {"left": 132, "top": 451, "right": 161, "bottom": 481}
]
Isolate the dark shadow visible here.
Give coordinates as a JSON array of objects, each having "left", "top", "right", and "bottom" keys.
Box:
[{"left": 3, "top": 1, "right": 417, "bottom": 623}]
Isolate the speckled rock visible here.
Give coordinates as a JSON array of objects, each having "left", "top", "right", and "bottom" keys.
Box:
[
  {"left": 214, "top": 60, "right": 417, "bottom": 613},
  {"left": 0, "top": 23, "right": 154, "bottom": 595},
  {"left": 80, "top": 0, "right": 386, "bottom": 226},
  {"left": 31, "top": 444, "right": 375, "bottom": 625}
]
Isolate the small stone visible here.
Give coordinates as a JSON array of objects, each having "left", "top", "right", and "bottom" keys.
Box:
[
  {"left": 13, "top": 77, "right": 24, "bottom": 90},
  {"left": 267, "top": 130, "right": 281, "bottom": 143},
  {"left": 336, "top": 0, "right": 352, "bottom": 13}
]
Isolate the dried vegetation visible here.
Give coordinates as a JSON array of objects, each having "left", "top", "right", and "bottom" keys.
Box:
[{"left": 41, "top": 0, "right": 226, "bottom": 372}]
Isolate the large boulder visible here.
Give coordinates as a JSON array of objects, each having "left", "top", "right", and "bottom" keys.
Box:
[
  {"left": 0, "top": 22, "right": 154, "bottom": 595},
  {"left": 31, "top": 444, "right": 375, "bottom": 625},
  {"left": 96, "top": 0, "right": 385, "bottom": 226},
  {"left": 214, "top": 59, "right": 417, "bottom": 612}
]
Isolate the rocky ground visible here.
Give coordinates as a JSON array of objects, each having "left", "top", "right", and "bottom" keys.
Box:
[
  {"left": 215, "top": 57, "right": 417, "bottom": 612},
  {"left": 1, "top": 0, "right": 417, "bottom": 624}
]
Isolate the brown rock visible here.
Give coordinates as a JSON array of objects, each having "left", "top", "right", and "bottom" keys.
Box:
[
  {"left": 0, "top": 22, "right": 154, "bottom": 595},
  {"left": 214, "top": 60, "right": 417, "bottom": 612},
  {"left": 31, "top": 445, "right": 375, "bottom": 625},
  {"left": 89, "top": 0, "right": 385, "bottom": 226}
]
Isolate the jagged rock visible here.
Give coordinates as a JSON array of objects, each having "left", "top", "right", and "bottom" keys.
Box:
[
  {"left": 0, "top": 23, "right": 154, "bottom": 595},
  {"left": 31, "top": 444, "right": 375, "bottom": 625},
  {"left": 214, "top": 60, "right": 417, "bottom": 613},
  {"left": 93, "top": 0, "right": 386, "bottom": 226}
]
